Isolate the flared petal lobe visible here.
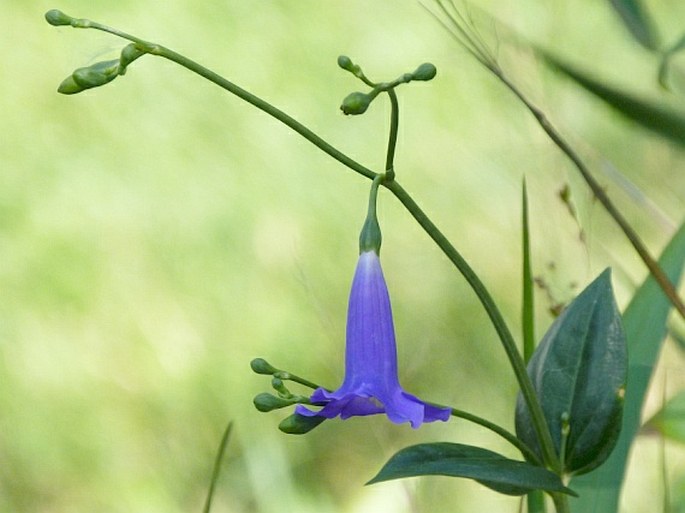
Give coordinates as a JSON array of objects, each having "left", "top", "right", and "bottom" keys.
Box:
[{"left": 296, "top": 251, "right": 451, "bottom": 428}]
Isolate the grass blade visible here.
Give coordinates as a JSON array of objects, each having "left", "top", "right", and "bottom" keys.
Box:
[
  {"left": 523, "top": 180, "right": 545, "bottom": 513},
  {"left": 203, "top": 421, "right": 234, "bottom": 513},
  {"left": 522, "top": 179, "right": 536, "bottom": 363}
]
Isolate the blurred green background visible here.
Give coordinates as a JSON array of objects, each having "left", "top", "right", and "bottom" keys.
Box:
[{"left": 3, "top": 1, "right": 685, "bottom": 512}]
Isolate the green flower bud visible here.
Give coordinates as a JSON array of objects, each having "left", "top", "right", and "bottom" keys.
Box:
[
  {"left": 253, "top": 393, "right": 293, "bottom": 412},
  {"left": 337, "top": 55, "right": 354, "bottom": 72},
  {"left": 119, "top": 44, "right": 146, "bottom": 72},
  {"left": 340, "top": 91, "right": 372, "bottom": 115},
  {"left": 45, "top": 9, "right": 74, "bottom": 26},
  {"left": 278, "top": 413, "right": 326, "bottom": 435},
  {"left": 250, "top": 358, "right": 278, "bottom": 375},
  {"left": 57, "top": 75, "right": 85, "bottom": 95},
  {"left": 71, "top": 59, "right": 120, "bottom": 90},
  {"left": 412, "top": 62, "right": 437, "bottom": 81}
]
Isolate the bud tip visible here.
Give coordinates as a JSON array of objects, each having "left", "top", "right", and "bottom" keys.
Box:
[
  {"left": 412, "top": 62, "right": 437, "bottom": 81},
  {"left": 337, "top": 55, "right": 354, "bottom": 71},
  {"left": 45, "top": 9, "right": 73, "bottom": 26},
  {"left": 278, "top": 413, "right": 326, "bottom": 434},
  {"left": 250, "top": 358, "right": 278, "bottom": 375}
]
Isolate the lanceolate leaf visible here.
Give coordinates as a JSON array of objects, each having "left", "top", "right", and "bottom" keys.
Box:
[
  {"left": 570, "top": 220, "right": 685, "bottom": 513},
  {"left": 515, "top": 269, "right": 627, "bottom": 475},
  {"left": 368, "top": 443, "right": 575, "bottom": 496},
  {"left": 542, "top": 53, "right": 685, "bottom": 146},
  {"left": 608, "top": 0, "right": 660, "bottom": 51}
]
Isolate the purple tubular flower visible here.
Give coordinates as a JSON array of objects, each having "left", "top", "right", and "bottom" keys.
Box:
[{"left": 296, "top": 250, "right": 451, "bottom": 429}]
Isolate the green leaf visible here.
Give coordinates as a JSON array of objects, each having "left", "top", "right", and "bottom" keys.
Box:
[
  {"left": 541, "top": 53, "right": 685, "bottom": 146},
  {"left": 368, "top": 443, "right": 575, "bottom": 496},
  {"left": 608, "top": 0, "right": 660, "bottom": 51},
  {"left": 515, "top": 269, "right": 627, "bottom": 475},
  {"left": 570, "top": 220, "right": 685, "bottom": 513},
  {"left": 644, "top": 390, "right": 685, "bottom": 444}
]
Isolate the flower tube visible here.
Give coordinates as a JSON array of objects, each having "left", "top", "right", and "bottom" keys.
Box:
[{"left": 296, "top": 177, "right": 450, "bottom": 428}]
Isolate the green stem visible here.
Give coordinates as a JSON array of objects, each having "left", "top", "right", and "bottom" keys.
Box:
[
  {"left": 276, "top": 371, "right": 322, "bottom": 391},
  {"left": 161, "top": 45, "right": 378, "bottom": 179},
  {"left": 527, "top": 490, "right": 546, "bottom": 513},
  {"left": 385, "top": 179, "right": 560, "bottom": 471},
  {"left": 385, "top": 88, "right": 400, "bottom": 179},
  {"left": 494, "top": 70, "right": 685, "bottom": 321},
  {"left": 68, "top": 18, "right": 378, "bottom": 182},
  {"left": 449, "top": 408, "right": 541, "bottom": 465},
  {"left": 551, "top": 492, "right": 570, "bottom": 513}
]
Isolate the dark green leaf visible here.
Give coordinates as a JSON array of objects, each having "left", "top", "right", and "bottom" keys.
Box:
[
  {"left": 644, "top": 390, "right": 685, "bottom": 444},
  {"left": 570, "top": 220, "right": 685, "bottom": 513},
  {"left": 368, "top": 442, "right": 575, "bottom": 496},
  {"left": 608, "top": 0, "right": 660, "bottom": 51},
  {"left": 516, "top": 269, "right": 627, "bottom": 475},
  {"left": 541, "top": 52, "right": 685, "bottom": 146}
]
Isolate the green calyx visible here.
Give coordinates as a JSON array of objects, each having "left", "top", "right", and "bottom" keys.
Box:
[{"left": 359, "top": 175, "right": 384, "bottom": 254}]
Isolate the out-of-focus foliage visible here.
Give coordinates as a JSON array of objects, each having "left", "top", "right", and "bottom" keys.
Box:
[
  {"left": 2, "top": 1, "right": 685, "bottom": 512},
  {"left": 608, "top": 0, "right": 660, "bottom": 50},
  {"left": 645, "top": 390, "right": 685, "bottom": 444}
]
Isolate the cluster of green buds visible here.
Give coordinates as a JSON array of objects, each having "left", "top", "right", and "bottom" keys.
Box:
[
  {"left": 45, "top": 9, "right": 148, "bottom": 94},
  {"left": 250, "top": 358, "right": 326, "bottom": 434},
  {"left": 57, "top": 44, "right": 146, "bottom": 94},
  {"left": 337, "top": 55, "right": 437, "bottom": 115}
]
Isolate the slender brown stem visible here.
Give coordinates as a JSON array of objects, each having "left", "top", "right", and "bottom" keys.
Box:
[{"left": 495, "top": 71, "right": 685, "bottom": 320}]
